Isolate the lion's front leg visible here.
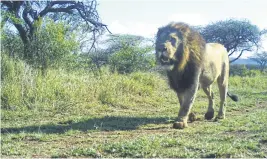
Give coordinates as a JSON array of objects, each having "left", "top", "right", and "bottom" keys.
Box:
[{"left": 173, "top": 84, "right": 199, "bottom": 129}]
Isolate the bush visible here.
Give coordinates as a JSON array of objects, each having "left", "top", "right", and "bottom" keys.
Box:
[
  {"left": 1, "top": 54, "right": 37, "bottom": 109},
  {"left": 1, "top": 18, "right": 79, "bottom": 74},
  {"left": 30, "top": 19, "right": 79, "bottom": 72},
  {"left": 109, "top": 44, "right": 156, "bottom": 74},
  {"left": 1, "top": 30, "right": 24, "bottom": 59},
  {"left": 230, "top": 64, "right": 262, "bottom": 77}
]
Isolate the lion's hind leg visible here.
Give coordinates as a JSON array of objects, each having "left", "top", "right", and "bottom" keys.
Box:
[
  {"left": 216, "top": 77, "right": 228, "bottom": 120},
  {"left": 203, "top": 85, "right": 215, "bottom": 120}
]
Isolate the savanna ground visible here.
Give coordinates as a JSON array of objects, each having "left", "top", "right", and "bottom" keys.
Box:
[{"left": 1, "top": 56, "right": 267, "bottom": 158}]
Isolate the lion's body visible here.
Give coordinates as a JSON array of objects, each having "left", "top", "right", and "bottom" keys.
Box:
[
  {"left": 200, "top": 43, "right": 229, "bottom": 88},
  {"left": 155, "top": 22, "right": 238, "bottom": 129}
]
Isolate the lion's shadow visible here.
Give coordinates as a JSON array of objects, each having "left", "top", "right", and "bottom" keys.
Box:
[{"left": 1, "top": 116, "right": 169, "bottom": 134}]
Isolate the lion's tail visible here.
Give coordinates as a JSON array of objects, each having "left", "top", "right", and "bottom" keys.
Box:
[{"left": 227, "top": 92, "right": 239, "bottom": 102}]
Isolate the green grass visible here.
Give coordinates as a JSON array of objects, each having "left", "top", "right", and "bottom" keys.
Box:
[{"left": 1, "top": 55, "right": 267, "bottom": 158}]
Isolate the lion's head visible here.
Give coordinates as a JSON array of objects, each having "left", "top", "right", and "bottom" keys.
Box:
[{"left": 155, "top": 22, "right": 205, "bottom": 71}]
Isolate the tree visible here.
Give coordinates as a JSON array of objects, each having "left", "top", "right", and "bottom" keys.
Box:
[
  {"left": 89, "top": 34, "right": 154, "bottom": 69},
  {"left": 1, "top": 0, "right": 110, "bottom": 60},
  {"left": 105, "top": 34, "right": 146, "bottom": 53},
  {"left": 250, "top": 51, "right": 267, "bottom": 72},
  {"left": 200, "top": 19, "right": 266, "bottom": 62},
  {"left": 1, "top": 18, "right": 79, "bottom": 75}
]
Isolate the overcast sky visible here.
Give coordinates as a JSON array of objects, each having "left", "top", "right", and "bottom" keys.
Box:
[{"left": 98, "top": 0, "right": 267, "bottom": 57}]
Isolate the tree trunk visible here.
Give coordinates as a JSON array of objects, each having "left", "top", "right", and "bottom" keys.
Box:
[{"left": 12, "top": 23, "right": 32, "bottom": 60}]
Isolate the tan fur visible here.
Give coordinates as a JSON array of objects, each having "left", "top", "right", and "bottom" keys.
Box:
[{"left": 155, "top": 22, "right": 237, "bottom": 129}]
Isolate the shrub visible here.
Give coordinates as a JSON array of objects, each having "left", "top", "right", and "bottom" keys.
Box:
[
  {"left": 1, "top": 30, "right": 24, "bottom": 59},
  {"left": 230, "top": 64, "right": 262, "bottom": 77},
  {"left": 1, "top": 54, "right": 37, "bottom": 109},
  {"left": 1, "top": 18, "right": 79, "bottom": 74},
  {"left": 109, "top": 44, "right": 155, "bottom": 74},
  {"left": 30, "top": 19, "right": 79, "bottom": 72}
]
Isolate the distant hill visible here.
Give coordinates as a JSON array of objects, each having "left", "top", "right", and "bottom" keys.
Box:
[{"left": 230, "top": 58, "right": 258, "bottom": 65}]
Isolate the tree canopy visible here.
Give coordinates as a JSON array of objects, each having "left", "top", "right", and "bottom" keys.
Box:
[
  {"left": 199, "top": 19, "right": 266, "bottom": 62},
  {"left": 88, "top": 34, "right": 155, "bottom": 71}
]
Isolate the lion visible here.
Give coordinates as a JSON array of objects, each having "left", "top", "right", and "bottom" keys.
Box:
[{"left": 155, "top": 22, "right": 238, "bottom": 129}]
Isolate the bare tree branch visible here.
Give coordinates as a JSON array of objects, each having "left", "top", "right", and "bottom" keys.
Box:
[
  {"left": 22, "top": 2, "right": 34, "bottom": 37},
  {"left": 230, "top": 48, "right": 252, "bottom": 63},
  {"left": 228, "top": 49, "right": 236, "bottom": 57},
  {"left": 39, "top": 2, "right": 78, "bottom": 17}
]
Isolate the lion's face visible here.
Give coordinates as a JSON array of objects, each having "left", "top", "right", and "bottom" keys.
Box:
[{"left": 155, "top": 28, "right": 183, "bottom": 66}]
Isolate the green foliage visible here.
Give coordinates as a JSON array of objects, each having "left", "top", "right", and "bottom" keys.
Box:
[
  {"left": 30, "top": 19, "right": 79, "bottom": 70},
  {"left": 87, "top": 50, "right": 110, "bottom": 69},
  {"left": 1, "top": 53, "right": 71, "bottom": 110},
  {"left": 109, "top": 43, "right": 155, "bottom": 74},
  {"left": 1, "top": 11, "right": 23, "bottom": 25},
  {"left": 65, "top": 54, "right": 98, "bottom": 71},
  {"left": 0, "top": 55, "right": 164, "bottom": 111},
  {"left": 250, "top": 51, "right": 267, "bottom": 72},
  {"left": 230, "top": 64, "right": 262, "bottom": 77},
  {"left": 88, "top": 34, "right": 155, "bottom": 72},
  {"left": 1, "top": 30, "right": 24, "bottom": 58},
  {"left": 1, "top": 0, "right": 106, "bottom": 56},
  {"left": 1, "top": 18, "right": 79, "bottom": 73}
]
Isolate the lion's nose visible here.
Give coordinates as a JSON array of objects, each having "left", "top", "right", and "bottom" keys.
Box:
[{"left": 163, "top": 46, "right": 167, "bottom": 51}]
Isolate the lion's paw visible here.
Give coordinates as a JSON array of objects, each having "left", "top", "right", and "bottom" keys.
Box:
[
  {"left": 214, "top": 114, "right": 225, "bottom": 121},
  {"left": 205, "top": 111, "right": 214, "bottom": 120},
  {"left": 189, "top": 112, "right": 197, "bottom": 122},
  {"left": 173, "top": 121, "right": 188, "bottom": 129}
]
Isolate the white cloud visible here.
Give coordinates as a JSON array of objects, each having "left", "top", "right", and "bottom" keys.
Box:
[
  {"left": 108, "top": 20, "right": 129, "bottom": 34},
  {"left": 108, "top": 13, "right": 210, "bottom": 38},
  {"left": 109, "top": 21, "right": 158, "bottom": 38}
]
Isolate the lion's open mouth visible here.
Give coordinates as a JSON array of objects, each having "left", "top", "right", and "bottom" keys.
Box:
[
  {"left": 160, "top": 55, "right": 170, "bottom": 63},
  {"left": 160, "top": 55, "right": 175, "bottom": 65}
]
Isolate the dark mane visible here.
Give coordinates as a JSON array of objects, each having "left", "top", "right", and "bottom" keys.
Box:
[{"left": 167, "top": 61, "right": 199, "bottom": 92}]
